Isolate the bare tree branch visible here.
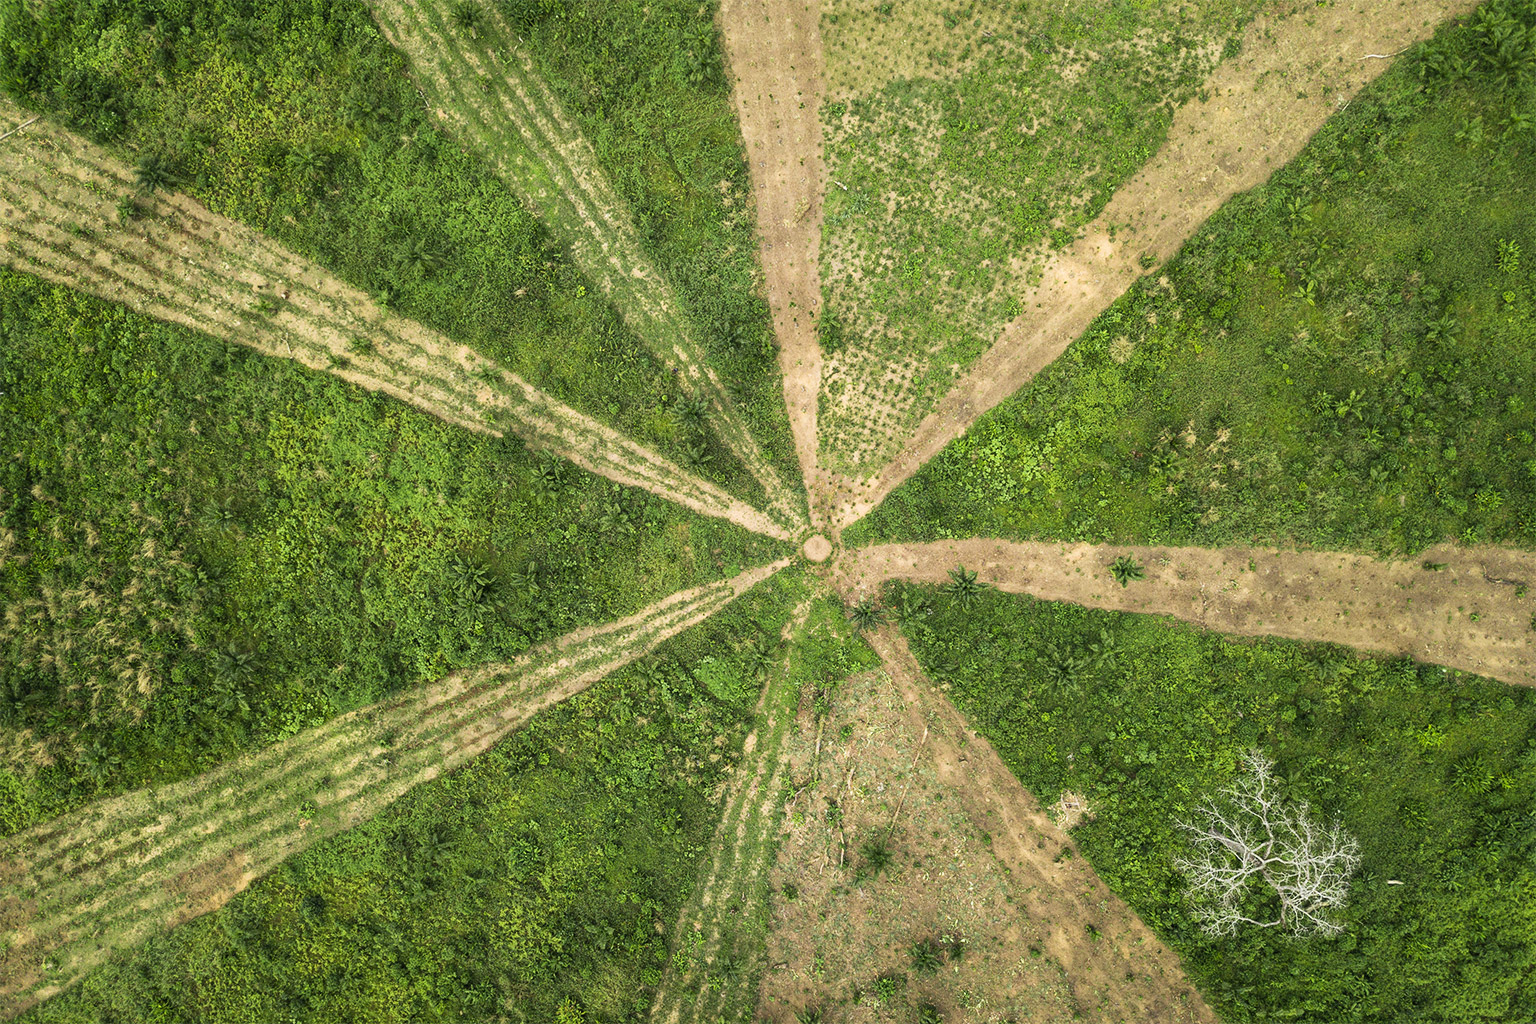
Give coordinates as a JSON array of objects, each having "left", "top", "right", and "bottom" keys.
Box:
[{"left": 1174, "top": 751, "right": 1361, "bottom": 937}]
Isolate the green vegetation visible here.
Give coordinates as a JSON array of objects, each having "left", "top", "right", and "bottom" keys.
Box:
[
  {"left": 650, "top": 593, "right": 879, "bottom": 1022},
  {"left": 367, "top": 0, "right": 801, "bottom": 520},
  {"left": 0, "top": 271, "right": 780, "bottom": 832},
  {"left": 896, "top": 582, "right": 1536, "bottom": 1022},
  {"left": 851, "top": 2, "right": 1536, "bottom": 554},
  {"left": 513, "top": 0, "right": 800, "bottom": 488},
  {"left": 816, "top": 0, "right": 1256, "bottom": 472},
  {"left": 0, "top": 0, "right": 769, "bottom": 499},
  {"left": 15, "top": 572, "right": 805, "bottom": 1024}
]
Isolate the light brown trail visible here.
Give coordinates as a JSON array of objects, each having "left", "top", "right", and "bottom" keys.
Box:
[
  {"left": 0, "top": 559, "right": 790, "bottom": 1018},
  {"left": 865, "top": 627, "right": 1219, "bottom": 1024},
  {"left": 0, "top": 100, "right": 791, "bottom": 542},
  {"left": 368, "top": 0, "right": 808, "bottom": 534},
  {"left": 837, "top": 540, "right": 1536, "bottom": 687},
  {"left": 718, "top": 0, "right": 827, "bottom": 530},
  {"left": 832, "top": 0, "right": 1482, "bottom": 529}
]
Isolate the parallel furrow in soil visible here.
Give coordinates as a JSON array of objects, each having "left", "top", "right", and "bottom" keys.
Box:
[
  {"left": 0, "top": 560, "right": 790, "bottom": 1019},
  {"left": 648, "top": 605, "right": 809, "bottom": 1024},
  {"left": 0, "top": 98, "right": 790, "bottom": 540},
  {"left": 368, "top": 0, "right": 807, "bottom": 532},
  {"left": 837, "top": 540, "right": 1536, "bottom": 687},
  {"left": 832, "top": 0, "right": 1483, "bottom": 530}
]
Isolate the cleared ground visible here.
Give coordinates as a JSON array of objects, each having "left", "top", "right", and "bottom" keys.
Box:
[
  {"left": 719, "top": 0, "right": 829, "bottom": 530},
  {"left": 835, "top": 540, "right": 1536, "bottom": 687}
]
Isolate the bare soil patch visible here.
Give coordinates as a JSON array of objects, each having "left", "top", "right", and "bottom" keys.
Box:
[
  {"left": 0, "top": 98, "right": 790, "bottom": 541},
  {"left": 837, "top": 541, "right": 1536, "bottom": 687},
  {"left": 834, "top": 0, "right": 1484, "bottom": 529},
  {"left": 719, "top": 0, "right": 830, "bottom": 529},
  {"left": 754, "top": 631, "right": 1213, "bottom": 1023},
  {"left": 0, "top": 560, "right": 789, "bottom": 1018}
]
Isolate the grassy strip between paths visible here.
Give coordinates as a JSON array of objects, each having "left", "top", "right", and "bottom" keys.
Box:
[
  {"left": 851, "top": 1, "right": 1536, "bottom": 555},
  {"left": 895, "top": 581, "right": 1536, "bottom": 1023},
  {"left": 509, "top": 0, "right": 802, "bottom": 517},
  {"left": 0, "top": 257, "right": 787, "bottom": 835},
  {"left": 11, "top": 570, "right": 810, "bottom": 1024},
  {"left": 369, "top": 0, "right": 806, "bottom": 531},
  {"left": 1, "top": 560, "right": 789, "bottom": 1018}
]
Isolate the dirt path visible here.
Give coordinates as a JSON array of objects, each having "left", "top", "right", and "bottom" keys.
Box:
[
  {"left": 0, "top": 100, "right": 792, "bottom": 542},
  {"left": 864, "top": 627, "right": 1218, "bottom": 1024},
  {"left": 0, "top": 559, "right": 790, "bottom": 1019},
  {"left": 831, "top": 0, "right": 1483, "bottom": 529},
  {"left": 648, "top": 602, "right": 811, "bottom": 1024},
  {"left": 718, "top": 0, "right": 829, "bottom": 531},
  {"left": 369, "top": 0, "right": 808, "bottom": 534},
  {"left": 837, "top": 540, "right": 1536, "bottom": 687}
]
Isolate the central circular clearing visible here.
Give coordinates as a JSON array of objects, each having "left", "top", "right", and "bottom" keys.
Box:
[{"left": 802, "top": 534, "right": 833, "bottom": 563}]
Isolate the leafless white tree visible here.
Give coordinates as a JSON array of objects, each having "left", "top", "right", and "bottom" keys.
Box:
[{"left": 1174, "top": 750, "right": 1362, "bottom": 937}]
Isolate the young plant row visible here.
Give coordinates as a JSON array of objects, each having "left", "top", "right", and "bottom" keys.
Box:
[
  {"left": 0, "top": 99, "right": 792, "bottom": 540},
  {"left": 368, "top": 0, "right": 806, "bottom": 533},
  {"left": 0, "top": 558, "right": 789, "bottom": 1017}
]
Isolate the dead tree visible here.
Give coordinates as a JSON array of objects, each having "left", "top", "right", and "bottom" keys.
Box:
[{"left": 1174, "top": 750, "right": 1361, "bottom": 936}]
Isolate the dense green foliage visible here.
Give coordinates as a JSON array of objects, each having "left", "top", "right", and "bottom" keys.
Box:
[
  {"left": 513, "top": 0, "right": 800, "bottom": 484},
  {"left": 851, "top": 2, "right": 1536, "bottom": 554},
  {"left": 897, "top": 582, "right": 1536, "bottom": 1022},
  {"left": 0, "top": 271, "right": 781, "bottom": 832},
  {"left": 0, "top": 0, "right": 777, "bottom": 498},
  {"left": 16, "top": 573, "right": 808, "bottom": 1024}
]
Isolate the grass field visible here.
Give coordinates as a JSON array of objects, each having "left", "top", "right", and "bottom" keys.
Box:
[
  {"left": 3, "top": 0, "right": 1536, "bottom": 1020},
  {"left": 0, "top": 263, "right": 785, "bottom": 833},
  {"left": 850, "top": 6, "right": 1536, "bottom": 553}
]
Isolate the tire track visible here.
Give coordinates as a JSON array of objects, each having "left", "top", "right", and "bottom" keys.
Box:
[
  {"left": 0, "top": 99, "right": 792, "bottom": 541},
  {"left": 0, "top": 560, "right": 790, "bottom": 1019}
]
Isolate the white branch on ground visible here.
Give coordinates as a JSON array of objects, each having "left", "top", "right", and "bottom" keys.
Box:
[{"left": 1174, "top": 750, "right": 1361, "bottom": 937}]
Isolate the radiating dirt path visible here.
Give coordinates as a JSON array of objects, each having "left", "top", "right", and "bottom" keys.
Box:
[
  {"left": 865, "top": 627, "right": 1218, "bottom": 1024},
  {"left": 648, "top": 602, "right": 810, "bottom": 1024},
  {"left": 0, "top": 101, "right": 791, "bottom": 543},
  {"left": 837, "top": 540, "right": 1536, "bottom": 687},
  {"left": 369, "top": 0, "right": 808, "bottom": 534},
  {"left": 0, "top": 560, "right": 790, "bottom": 1018},
  {"left": 718, "top": 0, "right": 828, "bottom": 531},
  {"left": 832, "top": 0, "right": 1482, "bottom": 529}
]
